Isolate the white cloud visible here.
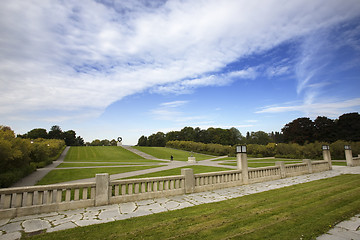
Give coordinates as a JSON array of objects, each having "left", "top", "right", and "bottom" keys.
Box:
[
  {"left": 256, "top": 97, "right": 360, "bottom": 117},
  {"left": 1, "top": 0, "right": 360, "bottom": 121}
]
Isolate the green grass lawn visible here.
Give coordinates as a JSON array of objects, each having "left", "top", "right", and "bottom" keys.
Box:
[
  {"left": 124, "top": 165, "right": 233, "bottom": 179},
  {"left": 64, "top": 146, "right": 148, "bottom": 162},
  {"left": 56, "top": 162, "right": 145, "bottom": 168},
  {"left": 28, "top": 174, "right": 360, "bottom": 240},
  {"left": 132, "top": 146, "right": 215, "bottom": 161},
  {"left": 36, "top": 165, "right": 164, "bottom": 185},
  {"left": 332, "top": 161, "right": 347, "bottom": 166},
  {"left": 217, "top": 157, "right": 302, "bottom": 162}
]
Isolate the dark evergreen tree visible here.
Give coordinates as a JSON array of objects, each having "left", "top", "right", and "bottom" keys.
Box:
[{"left": 282, "top": 117, "right": 315, "bottom": 144}]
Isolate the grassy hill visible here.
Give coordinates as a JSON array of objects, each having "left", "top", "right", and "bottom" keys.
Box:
[{"left": 132, "top": 146, "right": 215, "bottom": 161}]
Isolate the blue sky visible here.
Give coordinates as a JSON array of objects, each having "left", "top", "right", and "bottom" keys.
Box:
[{"left": 1, "top": 0, "right": 360, "bottom": 145}]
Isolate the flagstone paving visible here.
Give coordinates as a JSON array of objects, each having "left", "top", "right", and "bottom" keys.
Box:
[{"left": 0, "top": 166, "right": 359, "bottom": 240}]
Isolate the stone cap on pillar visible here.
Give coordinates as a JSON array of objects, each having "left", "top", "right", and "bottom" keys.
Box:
[
  {"left": 344, "top": 145, "right": 351, "bottom": 150},
  {"left": 236, "top": 145, "right": 247, "bottom": 153},
  {"left": 322, "top": 145, "right": 330, "bottom": 150}
]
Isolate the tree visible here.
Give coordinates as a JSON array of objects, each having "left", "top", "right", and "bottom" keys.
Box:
[
  {"left": 26, "top": 128, "right": 48, "bottom": 139},
  {"left": 48, "top": 125, "right": 63, "bottom": 139},
  {"left": 91, "top": 139, "right": 101, "bottom": 146},
  {"left": 148, "top": 132, "right": 166, "bottom": 147},
  {"left": 63, "top": 130, "right": 76, "bottom": 146},
  {"left": 75, "top": 136, "right": 85, "bottom": 146},
  {"left": 110, "top": 139, "right": 117, "bottom": 146},
  {"left": 100, "top": 139, "right": 110, "bottom": 146},
  {"left": 282, "top": 117, "right": 314, "bottom": 144},
  {"left": 137, "top": 136, "right": 148, "bottom": 146},
  {"left": 336, "top": 112, "right": 360, "bottom": 141},
  {"left": 313, "top": 116, "right": 336, "bottom": 142},
  {"left": 247, "top": 131, "right": 272, "bottom": 145}
]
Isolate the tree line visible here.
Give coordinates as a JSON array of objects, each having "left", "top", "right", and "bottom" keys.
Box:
[
  {"left": 166, "top": 140, "right": 359, "bottom": 160},
  {"left": 138, "top": 112, "right": 360, "bottom": 147},
  {"left": 282, "top": 112, "right": 360, "bottom": 144},
  {"left": 18, "top": 125, "right": 85, "bottom": 146},
  {"left": 0, "top": 126, "right": 65, "bottom": 187}
]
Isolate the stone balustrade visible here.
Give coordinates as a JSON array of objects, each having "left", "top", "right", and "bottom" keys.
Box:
[
  {"left": 0, "top": 182, "right": 95, "bottom": 219},
  {"left": 0, "top": 158, "right": 333, "bottom": 220}
]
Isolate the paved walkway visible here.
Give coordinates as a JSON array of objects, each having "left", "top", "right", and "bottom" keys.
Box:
[
  {"left": 11, "top": 147, "right": 70, "bottom": 187},
  {"left": 1, "top": 166, "right": 359, "bottom": 240}
]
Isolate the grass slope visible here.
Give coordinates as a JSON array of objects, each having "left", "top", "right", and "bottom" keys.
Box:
[
  {"left": 36, "top": 166, "right": 163, "bottom": 185},
  {"left": 125, "top": 165, "right": 233, "bottom": 179},
  {"left": 133, "top": 146, "right": 215, "bottom": 161},
  {"left": 64, "top": 146, "right": 146, "bottom": 162},
  {"left": 28, "top": 174, "right": 360, "bottom": 240}
]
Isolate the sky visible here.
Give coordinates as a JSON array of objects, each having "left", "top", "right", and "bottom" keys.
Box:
[{"left": 1, "top": 0, "right": 360, "bottom": 145}]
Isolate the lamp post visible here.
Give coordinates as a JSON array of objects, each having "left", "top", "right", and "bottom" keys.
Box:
[
  {"left": 344, "top": 145, "right": 353, "bottom": 167},
  {"left": 236, "top": 145, "right": 248, "bottom": 184},
  {"left": 322, "top": 145, "right": 332, "bottom": 169}
]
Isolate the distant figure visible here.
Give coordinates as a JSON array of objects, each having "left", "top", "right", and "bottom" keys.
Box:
[{"left": 170, "top": 155, "right": 173, "bottom": 161}]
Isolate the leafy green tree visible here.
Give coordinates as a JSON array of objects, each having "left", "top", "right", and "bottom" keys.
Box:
[
  {"left": 91, "top": 139, "right": 101, "bottom": 146},
  {"left": 313, "top": 116, "right": 336, "bottom": 142},
  {"left": 137, "top": 136, "right": 148, "bottom": 146},
  {"left": 26, "top": 128, "right": 48, "bottom": 139},
  {"left": 75, "top": 136, "right": 85, "bottom": 146},
  {"left": 247, "top": 131, "right": 272, "bottom": 145},
  {"left": 63, "top": 130, "right": 76, "bottom": 146},
  {"left": 110, "top": 139, "right": 117, "bottom": 146},
  {"left": 100, "top": 139, "right": 110, "bottom": 146},
  {"left": 48, "top": 125, "right": 63, "bottom": 139},
  {"left": 282, "top": 117, "right": 315, "bottom": 144},
  {"left": 336, "top": 112, "right": 360, "bottom": 141},
  {"left": 148, "top": 132, "right": 166, "bottom": 147}
]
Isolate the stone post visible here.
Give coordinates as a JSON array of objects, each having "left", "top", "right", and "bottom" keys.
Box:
[
  {"left": 188, "top": 156, "right": 196, "bottom": 163},
  {"left": 345, "top": 146, "right": 354, "bottom": 167},
  {"left": 302, "top": 159, "right": 313, "bottom": 174},
  {"left": 181, "top": 168, "right": 195, "bottom": 194},
  {"left": 237, "top": 153, "right": 248, "bottom": 184},
  {"left": 95, "top": 173, "right": 110, "bottom": 206},
  {"left": 322, "top": 146, "right": 332, "bottom": 170},
  {"left": 275, "top": 161, "right": 286, "bottom": 178}
]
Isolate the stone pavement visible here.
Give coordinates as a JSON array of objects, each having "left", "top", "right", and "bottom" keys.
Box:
[{"left": 1, "top": 166, "right": 359, "bottom": 240}]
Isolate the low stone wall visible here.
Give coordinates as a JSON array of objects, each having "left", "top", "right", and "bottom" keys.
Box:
[
  {"left": 352, "top": 156, "right": 360, "bottom": 166},
  {"left": 0, "top": 160, "right": 331, "bottom": 219}
]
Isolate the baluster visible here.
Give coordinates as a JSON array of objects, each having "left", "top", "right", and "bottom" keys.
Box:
[
  {"left": 74, "top": 188, "right": 80, "bottom": 200},
  {"left": 141, "top": 182, "right": 146, "bottom": 193},
  {"left": 115, "top": 185, "right": 119, "bottom": 196},
  {"left": 82, "top": 188, "right": 88, "bottom": 199}
]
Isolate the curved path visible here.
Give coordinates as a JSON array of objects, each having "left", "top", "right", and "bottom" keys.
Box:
[{"left": 11, "top": 147, "right": 70, "bottom": 187}]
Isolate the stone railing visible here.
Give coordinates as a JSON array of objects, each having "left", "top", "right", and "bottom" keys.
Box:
[
  {"left": 0, "top": 182, "right": 95, "bottom": 219},
  {"left": 0, "top": 159, "right": 332, "bottom": 219}
]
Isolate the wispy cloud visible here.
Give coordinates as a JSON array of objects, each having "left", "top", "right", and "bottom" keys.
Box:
[
  {"left": 256, "top": 98, "right": 360, "bottom": 117},
  {"left": 1, "top": 0, "right": 360, "bottom": 121},
  {"left": 150, "top": 100, "right": 205, "bottom": 123},
  {"left": 152, "top": 67, "right": 257, "bottom": 94}
]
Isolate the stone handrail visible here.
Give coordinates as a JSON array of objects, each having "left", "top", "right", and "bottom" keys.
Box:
[
  {"left": 110, "top": 175, "right": 185, "bottom": 204},
  {"left": 0, "top": 182, "right": 95, "bottom": 219},
  {"left": 0, "top": 159, "right": 332, "bottom": 219},
  {"left": 194, "top": 169, "right": 243, "bottom": 192}
]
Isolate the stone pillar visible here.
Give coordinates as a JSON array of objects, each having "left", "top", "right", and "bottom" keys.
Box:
[
  {"left": 322, "top": 149, "right": 332, "bottom": 169},
  {"left": 188, "top": 157, "right": 196, "bottom": 163},
  {"left": 345, "top": 147, "right": 354, "bottom": 167},
  {"left": 302, "top": 159, "right": 313, "bottom": 174},
  {"left": 275, "top": 161, "right": 286, "bottom": 178},
  {"left": 237, "top": 153, "right": 248, "bottom": 184},
  {"left": 95, "top": 173, "right": 110, "bottom": 206},
  {"left": 181, "top": 168, "right": 195, "bottom": 194}
]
